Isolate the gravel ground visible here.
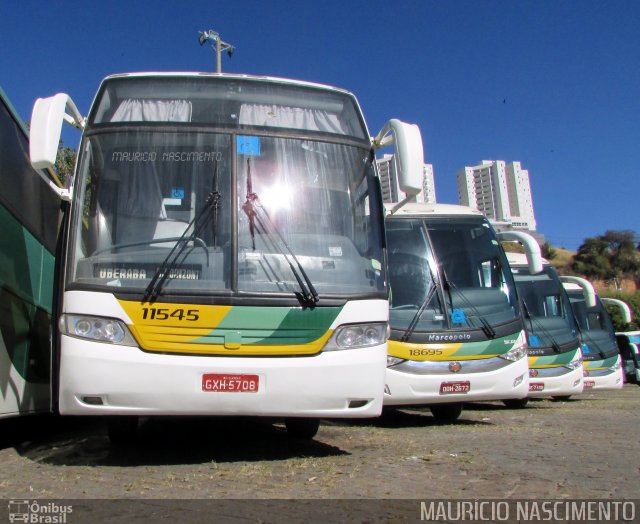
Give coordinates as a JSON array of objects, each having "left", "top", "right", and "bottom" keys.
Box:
[{"left": 0, "top": 384, "right": 638, "bottom": 521}]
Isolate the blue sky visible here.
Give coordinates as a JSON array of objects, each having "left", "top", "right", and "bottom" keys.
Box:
[{"left": 2, "top": 0, "right": 638, "bottom": 250}]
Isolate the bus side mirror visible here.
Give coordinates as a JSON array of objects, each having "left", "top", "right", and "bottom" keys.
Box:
[
  {"left": 601, "top": 297, "right": 633, "bottom": 324},
  {"left": 373, "top": 119, "right": 423, "bottom": 196},
  {"left": 497, "top": 231, "right": 543, "bottom": 274},
  {"left": 560, "top": 275, "right": 597, "bottom": 308},
  {"left": 30, "top": 93, "right": 84, "bottom": 171}
]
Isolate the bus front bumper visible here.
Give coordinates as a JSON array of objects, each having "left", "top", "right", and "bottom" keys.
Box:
[
  {"left": 582, "top": 367, "right": 624, "bottom": 392},
  {"left": 58, "top": 335, "right": 386, "bottom": 418},
  {"left": 527, "top": 366, "right": 584, "bottom": 398},
  {"left": 383, "top": 355, "right": 529, "bottom": 406}
]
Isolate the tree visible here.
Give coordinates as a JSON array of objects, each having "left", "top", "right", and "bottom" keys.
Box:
[
  {"left": 571, "top": 236, "right": 615, "bottom": 281},
  {"left": 54, "top": 141, "right": 77, "bottom": 186},
  {"left": 602, "top": 230, "right": 640, "bottom": 288},
  {"left": 571, "top": 230, "right": 640, "bottom": 289},
  {"left": 541, "top": 242, "right": 557, "bottom": 260}
]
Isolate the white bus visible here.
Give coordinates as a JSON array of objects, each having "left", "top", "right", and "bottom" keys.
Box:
[
  {"left": 501, "top": 232, "right": 583, "bottom": 403},
  {"left": 561, "top": 277, "right": 630, "bottom": 392},
  {"left": 383, "top": 203, "right": 529, "bottom": 420},
  {"left": 615, "top": 330, "right": 640, "bottom": 385},
  {"left": 28, "top": 73, "right": 423, "bottom": 440}
]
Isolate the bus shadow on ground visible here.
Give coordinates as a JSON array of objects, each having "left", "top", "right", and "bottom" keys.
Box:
[
  {"left": 463, "top": 397, "right": 576, "bottom": 412},
  {"left": 328, "top": 407, "right": 494, "bottom": 429},
  {"left": 7, "top": 415, "right": 348, "bottom": 467}
]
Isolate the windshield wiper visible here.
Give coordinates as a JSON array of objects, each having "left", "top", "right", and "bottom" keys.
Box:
[
  {"left": 144, "top": 166, "right": 221, "bottom": 303},
  {"left": 442, "top": 271, "right": 497, "bottom": 339},
  {"left": 242, "top": 158, "right": 318, "bottom": 307},
  {"left": 574, "top": 322, "right": 608, "bottom": 359},
  {"left": 521, "top": 300, "right": 562, "bottom": 353},
  {"left": 398, "top": 253, "right": 440, "bottom": 342},
  {"left": 399, "top": 283, "right": 438, "bottom": 343}
]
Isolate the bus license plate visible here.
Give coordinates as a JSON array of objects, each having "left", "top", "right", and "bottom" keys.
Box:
[
  {"left": 583, "top": 380, "right": 595, "bottom": 389},
  {"left": 529, "top": 382, "right": 545, "bottom": 391},
  {"left": 439, "top": 381, "right": 470, "bottom": 394},
  {"left": 202, "top": 374, "right": 259, "bottom": 393}
]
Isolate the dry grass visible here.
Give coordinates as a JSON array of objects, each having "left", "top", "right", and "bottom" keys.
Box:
[{"left": 547, "top": 247, "right": 575, "bottom": 274}]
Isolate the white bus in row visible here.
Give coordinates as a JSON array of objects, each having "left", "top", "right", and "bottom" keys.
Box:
[
  {"left": 383, "top": 203, "right": 529, "bottom": 420},
  {"left": 27, "top": 72, "right": 424, "bottom": 440},
  {"left": 561, "top": 277, "right": 630, "bottom": 392},
  {"left": 502, "top": 233, "right": 583, "bottom": 404}
]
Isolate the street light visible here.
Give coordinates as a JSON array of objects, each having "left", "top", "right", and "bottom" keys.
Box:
[{"left": 198, "top": 29, "right": 235, "bottom": 73}]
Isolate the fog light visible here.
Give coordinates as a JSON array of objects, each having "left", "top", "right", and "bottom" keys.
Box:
[
  {"left": 513, "top": 374, "right": 525, "bottom": 388},
  {"left": 81, "top": 396, "right": 104, "bottom": 405}
]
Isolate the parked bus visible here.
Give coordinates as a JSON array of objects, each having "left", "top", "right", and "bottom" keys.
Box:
[
  {"left": 28, "top": 73, "right": 423, "bottom": 440},
  {"left": 383, "top": 203, "right": 528, "bottom": 420},
  {"left": 501, "top": 232, "right": 583, "bottom": 404},
  {"left": 561, "top": 277, "right": 630, "bottom": 391},
  {"left": 0, "top": 87, "right": 63, "bottom": 418},
  {"left": 615, "top": 331, "right": 640, "bottom": 385}
]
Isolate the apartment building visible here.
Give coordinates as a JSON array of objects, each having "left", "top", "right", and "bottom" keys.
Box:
[
  {"left": 457, "top": 160, "right": 537, "bottom": 232},
  {"left": 376, "top": 154, "right": 436, "bottom": 205}
]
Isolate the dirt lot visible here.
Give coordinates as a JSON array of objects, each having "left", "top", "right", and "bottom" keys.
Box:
[{"left": 0, "top": 385, "right": 638, "bottom": 521}]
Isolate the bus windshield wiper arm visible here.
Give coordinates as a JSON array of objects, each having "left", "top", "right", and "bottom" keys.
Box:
[
  {"left": 399, "top": 251, "right": 440, "bottom": 343},
  {"left": 521, "top": 301, "right": 562, "bottom": 353},
  {"left": 242, "top": 159, "right": 318, "bottom": 306},
  {"left": 575, "top": 324, "right": 607, "bottom": 358},
  {"left": 442, "top": 273, "right": 497, "bottom": 339},
  {"left": 243, "top": 195, "right": 319, "bottom": 306},
  {"left": 144, "top": 187, "right": 220, "bottom": 303},
  {"left": 400, "top": 283, "right": 438, "bottom": 343}
]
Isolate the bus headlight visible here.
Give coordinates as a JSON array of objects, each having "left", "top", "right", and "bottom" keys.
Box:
[
  {"left": 59, "top": 314, "right": 137, "bottom": 346},
  {"left": 610, "top": 359, "right": 622, "bottom": 371},
  {"left": 323, "top": 322, "right": 388, "bottom": 351},
  {"left": 564, "top": 359, "right": 584, "bottom": 370},
  {"left": 499, "top": 344, "right": 527, "bottom": 362}
]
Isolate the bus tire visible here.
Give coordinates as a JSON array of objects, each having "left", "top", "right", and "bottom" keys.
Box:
[
  {"left": 284, "top": 418, "right": 320, "bottom": 439},
  {"left": 430, "top": 403, "right": 462, "bottom": 421},
  {"left": 503, "top": 398, "right": 529, "bottom": 409},
  {"left": 107, "top": 416, "right": 139, "bottom": 445}
]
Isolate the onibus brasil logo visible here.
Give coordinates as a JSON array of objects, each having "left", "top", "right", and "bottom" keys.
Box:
[{"left": 8, "top": 501, "right": 72, "bottom": 523}]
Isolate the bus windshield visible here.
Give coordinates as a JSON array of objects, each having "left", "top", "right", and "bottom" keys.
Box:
[
  {"left": 68, "top": 76, "right": 384, "bottom": 299},
  {"left": 386, "top": 216, "right": 519, "bottom": 336},
  {"left": 511, "top": 266, "right": 579, "bottom": 352},
  {"left": 567, "top": 291, "right": 618, "bottom": 358}
]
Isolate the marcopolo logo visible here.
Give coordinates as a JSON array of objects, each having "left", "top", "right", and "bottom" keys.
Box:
[
  {"left": 427, "top": 333, "right": 472, "bottom": 342},
  {"left": 8, "top": 501, "right": 72, "bottom": 523}
]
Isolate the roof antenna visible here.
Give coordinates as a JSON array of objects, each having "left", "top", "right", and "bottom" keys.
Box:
[{"left": 198, "top": 29, "right": 235, "bottom": 73}]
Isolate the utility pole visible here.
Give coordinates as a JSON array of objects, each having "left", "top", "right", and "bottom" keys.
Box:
[{"left": 198, "top": 29, "right": 235, "bottom": 73}]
